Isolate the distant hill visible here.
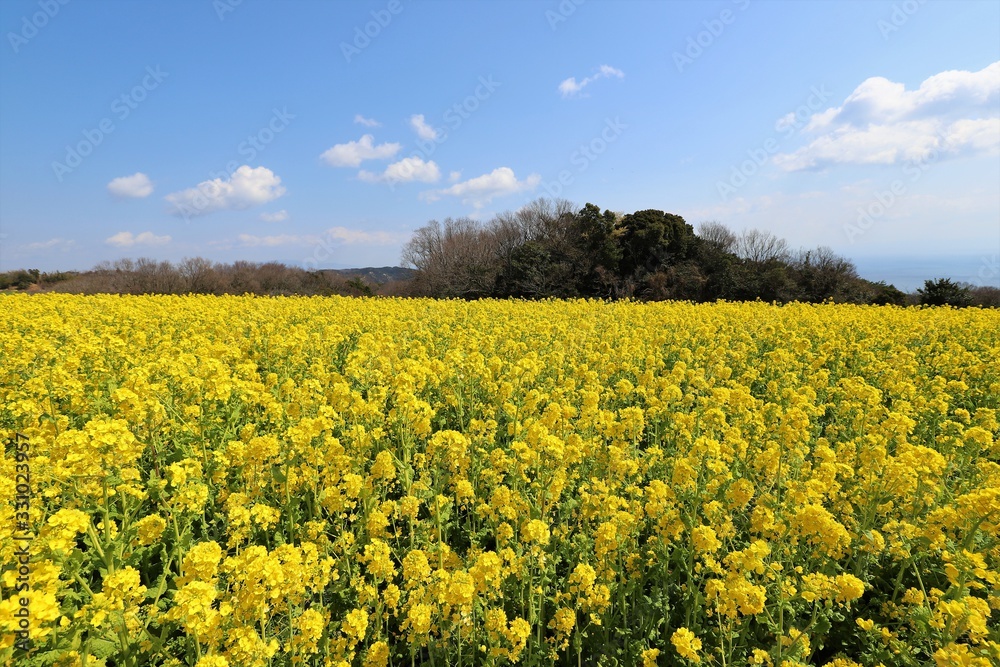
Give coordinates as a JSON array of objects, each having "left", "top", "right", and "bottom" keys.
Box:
[{"left": 319, "top": 266, "right": 415, "bottom": 284}]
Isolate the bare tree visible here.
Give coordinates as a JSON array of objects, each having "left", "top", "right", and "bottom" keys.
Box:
[
  {"left": 697, "top": 221, "right": 737, "bottom": 253},
  {"left": 487, "top": 211, "right": 528, "bottom": 278},
  {"left": 43, "top": 257, "right": 405, "bottom": 297},
  {"left": 511, "top": 198, "right": 563, "bottom": 239},
  {"left": 970, "top": 285, "right": 1000, "bottom": 307},
  {"left": 255, "top": 262, "right": 300, "bottom": 294},
  {"left": 789, "top": 246, "right": 860, "bottom": 302},
  {"left": 178, "top": 257, "right": 221, "bottom": 294},
  {"left": 734, "top": 228, "right": 790, "bottom": 264},
  {"left": 402, "top": 219, "right": 447, "bottom": 294},
  {"left": 402, "top": 217, "right": 498, "bottom": 297},
  {"left": 439, "top": 217, "right": 497, "bottom": 297},
  {"left": 222, "top": 260, "right": 262, "bottom": 294},
  {"left": 136, "top": 258, "right": 185, "bottom": 293}
]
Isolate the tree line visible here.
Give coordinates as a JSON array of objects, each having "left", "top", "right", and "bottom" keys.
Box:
[
  {"left": 3, "top": 199, "right": 997, "bottom": 306},
  {"left": 0, "top": 259, "right": 408, "bottom": 297},
  {"left": 402, "top": 199, "right": 999, "bottom": 306}
]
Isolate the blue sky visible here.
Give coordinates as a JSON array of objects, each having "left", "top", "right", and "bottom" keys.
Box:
[{"left": 1, "top": 0, "right": 998, "bottom": 289}]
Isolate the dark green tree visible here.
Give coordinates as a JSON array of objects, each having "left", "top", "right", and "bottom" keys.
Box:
[
  {"left": 0, "top": 269, "right": 39, "bottom": 290},
  {"left": 572, "top": 203, "right": 622, "bottom": 295},
  {"left": 918, "top": 278, "right": 973, "bottom": 307},
  {"left": 618, "top": 210, "right": 697, "bottom": 279},
  {"left": 866, "top": 281, "right": 907, "bottom": 306}
]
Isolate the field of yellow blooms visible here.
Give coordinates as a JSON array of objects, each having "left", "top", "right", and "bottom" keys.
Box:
[{"left": 1, "top": 294, "right": 999, "bottom": 667}]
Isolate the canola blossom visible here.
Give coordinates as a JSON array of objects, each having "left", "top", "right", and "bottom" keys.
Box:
[{"left": 1, "top": 294, "right": 999, "bottom": 666}]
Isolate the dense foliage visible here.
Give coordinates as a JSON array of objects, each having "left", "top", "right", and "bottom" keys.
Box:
[
  {"left": 401, "top": 200, "right": 998, "bottom": 306},
  {"left": 2, "top": 294, "right": 999, "bottom": 666},
  {"left": 918, "top": 279, "right": 975, "bottom": 308},
  {"left": 0, "top": 269, "right": 74, "bottom": 291},
  {"left": 401, "top": 200, "right": 898, "bottom": 304}
]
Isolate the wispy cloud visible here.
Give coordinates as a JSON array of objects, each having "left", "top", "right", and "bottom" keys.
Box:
[
  {"left": 237, "top": 226, "right": 402, "bottom": 248},
  {"left": 320, "top": 134, "right": 400, "bottom": 167},
  {"left": 237, "top": 233, "right": 306, "bottom": 247},
  {"left": 558, "top": 64, "right": 625, "bottom": 98},
  {"left": 410, "top": 114, "right": 440, "bottom": 141},
  {"left": 259, "top": 210, "right": 289, "bottom": 223},
  {"left": 165, "top": 166, "right": 286, "bottom": 217},
  {"left": 422, "top": 166, "right": 540, "bottom": 208},
  {"left": 775, "top": 61, "right": 1000, "bottom": 171},
  {"left": 354, "top": 114, "right": 381, "bottom": 128},
  {"left": 105, "top": 231, "right": 171, "bottom": 247},
  {"left": 325, "top": 226, "right": 402, "bottom": 245},
  {"left": 107, "top": 172, "right": 154, "bottom": 198},
  {"left": 22, "top": 237, "right": 75, "bottom": 251}
]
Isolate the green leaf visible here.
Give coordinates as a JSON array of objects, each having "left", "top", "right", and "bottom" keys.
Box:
[{"left": 89, "top": 636, "right": 119, "bottom": 659}]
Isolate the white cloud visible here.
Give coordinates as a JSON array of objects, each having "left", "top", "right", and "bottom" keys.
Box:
[
  {"left": 681, "top": 173, "right": 1000, "bottom": 259},
  {"left": 354, "top": 114, "right": 381, "bottom": 127},
  {"left": 105, "top": 231, "right": 171, "bottom": 247},
  {"left": 107, "top": 172, "right": 153, "bottom": 198},
  {"left": 325, "top": 226, "right": 401, "bottom": 245},
  {"left": 238, "top": 233, "right": 307, "bottom": 247},
  {"left": 598, "top": 64, "right": 625, "bottom": 78},
  {"left": 259, "top": 210, "right": 289, "bottom": 223},
  {"left": 559, "top": 64, "right": 625, "bottom": 98},
  {"left": 236, "top": 226, "right": 402, "bottom": 249},
  {"left": 449, "top": 171, "right": 462, "bottom": 182},
  {"left": 775, "top": 62, "right": 1000, "bottom": 171},
  {"left": 410, "top": 114, "right": 440, "bottom": 141},
  {"left": 165, "top": 166, "right": 286, "bottom": 217},
  {"left": 358, "top": 156, "right": 441, "bottom": 184},
  {"left": 422, "top": 167, "right": 541, "bottom": 208},
  {"left": 321, "top": 134, "right": 400, "bottom": 167},
  {"left": 22, "top": 237, "right": 75, "bottom": 251}
]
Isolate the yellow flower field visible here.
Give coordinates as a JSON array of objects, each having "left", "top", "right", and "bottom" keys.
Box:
[{"left": 1, "top": 294, "right": 999, "bottom": 666}]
